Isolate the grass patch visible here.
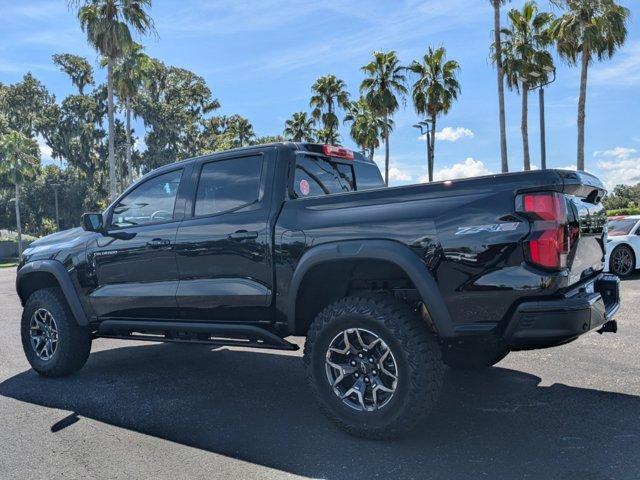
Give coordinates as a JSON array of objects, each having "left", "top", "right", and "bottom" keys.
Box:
[{"left": 0, "top": 258, "right": 18, "bottom": 268}]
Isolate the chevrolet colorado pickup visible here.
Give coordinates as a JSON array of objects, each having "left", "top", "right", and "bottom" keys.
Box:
[{"left": 16, "top": 142, "right": 620, "bottom": 438}]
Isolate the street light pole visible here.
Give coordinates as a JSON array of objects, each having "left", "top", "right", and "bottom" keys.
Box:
[
  {"left": 539, "top": 88, "right": 547, "bottom": 170},
  {"left": 413, "top": 120, "right": 432, "bottom": 182},
  {"left": 530, "top": 67, "right": 556, "bottom": 170}
]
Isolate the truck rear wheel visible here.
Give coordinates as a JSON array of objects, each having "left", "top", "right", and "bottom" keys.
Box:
[
  {"left": 21, "top": 288, "right": 92, "bottom": 377},
  {"left": 442, "top": 343, "right": 509, "bottom": 370},
  {"left": 304, "top": 294, "right": 444, "bottom": 439}
]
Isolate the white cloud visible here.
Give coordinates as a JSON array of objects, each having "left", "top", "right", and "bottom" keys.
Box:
[
  {"left": 591, "top": 42, "right": 640, "bottom": 87},
  {"left": 193, "top": 0, "right": 487, "bottom": 76},
  {"left": 589, "top": 146, "right": 640, "bottom": 188},
  {"left": 593, "top": 147, "right": 638, "bottom": 160},
  {"left": 557, "top": 164, "right": 577, "bottom": 171},
  {"left": 432, "top": 127, "right": 474, "bottom": 142},
  {"left": 418, "top": 157, "right": 492, "bottom": 182},
  {"left": 596, "top": 157, "right": 640, "bottom": 189},
  {"left": 388, "top": 167, "right": 412, "bottom": 182}
]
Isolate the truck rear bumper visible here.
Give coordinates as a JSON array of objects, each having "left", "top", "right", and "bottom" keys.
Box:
[{"left": 504, "top": 274, "right": 620, "bottom": 350}]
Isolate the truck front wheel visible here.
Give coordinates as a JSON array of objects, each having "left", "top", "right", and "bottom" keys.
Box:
[
  {"left": 304, "top": 295, "right": 444, "bottom": 439},
  {"left": 21, "top": 288, "right": 92, "bottom": 377}
]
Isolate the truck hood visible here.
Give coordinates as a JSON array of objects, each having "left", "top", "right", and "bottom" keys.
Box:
[{"left": 25, "top": 227, "right": 95, "bottom": 257}]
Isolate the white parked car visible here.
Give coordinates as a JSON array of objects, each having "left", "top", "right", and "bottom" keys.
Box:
[{"left": 605, "top": 215, "right": 640, "bottom": 277}]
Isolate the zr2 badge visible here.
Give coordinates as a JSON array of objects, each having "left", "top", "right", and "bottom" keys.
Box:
[{"left": 455, "top": 222, "right": 519, "bottom": 235}]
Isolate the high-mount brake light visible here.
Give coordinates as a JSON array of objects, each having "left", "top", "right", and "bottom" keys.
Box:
[
  {"left": 517, "top": 191, "right": 570, "bottom": 270},
  {"left": 323, "top": 145, "right": 354, "bottom": 160}
]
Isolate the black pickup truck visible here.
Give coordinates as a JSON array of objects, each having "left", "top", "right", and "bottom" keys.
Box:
[{"left": 16, "top": 142, "right": 620, "bottom": 438}]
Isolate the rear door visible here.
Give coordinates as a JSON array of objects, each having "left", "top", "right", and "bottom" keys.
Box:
[
  {"left": 174, "top": 150, "right": 275, "bottom": 322},
  {"left": 87, "top": 166, "right": 188, "bottom": 318}
]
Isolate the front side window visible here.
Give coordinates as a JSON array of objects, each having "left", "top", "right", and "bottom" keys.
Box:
[
  {"left": 110, "top": 169, "right": 182, "bottom": 228},
  {"left": 293, "top": 156, "right": 355, "bottom": 198},
  {"left": 194, "top": 155, "right": 263, "bottom": 216}
]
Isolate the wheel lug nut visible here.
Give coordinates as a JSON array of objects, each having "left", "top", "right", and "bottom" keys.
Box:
[
  {"left": 364, "top": 377, "right": 370, "bottom": 383},
  {"left": 358, "top": 353, "right": 363, "bottom": 358},
  {"left": 368, "top": 357, "right": 374, "bottom": 363},
  {"left": 355, "top": 372, "right": 360, "bottom": 378},
  {"left": 350, "top": 360, "right": 357, "bottom": 366},
  {"left": 372, "top": 370, "right": 378, "bottom": 375}
]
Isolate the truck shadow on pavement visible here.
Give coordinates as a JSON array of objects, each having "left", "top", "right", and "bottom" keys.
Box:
[{"left": 1, "top": 342, "right": 638, "bottom": 480}]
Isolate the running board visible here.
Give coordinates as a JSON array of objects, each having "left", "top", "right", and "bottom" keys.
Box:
[{"left": 96, "top": 320, "right": 299, "bottom": 351}]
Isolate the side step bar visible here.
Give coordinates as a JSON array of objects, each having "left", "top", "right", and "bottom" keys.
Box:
[{"left": 96, "top": 320, "right": 299, "bottom": 351}]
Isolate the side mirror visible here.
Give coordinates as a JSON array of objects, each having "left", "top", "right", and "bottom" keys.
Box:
[{"left": 82, "top": 213, "right": 104, "bottom": 232}]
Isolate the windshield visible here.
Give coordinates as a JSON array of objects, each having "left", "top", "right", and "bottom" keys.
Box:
[{"left": 607, "top": 218, "right": 638, "bottom": 236}]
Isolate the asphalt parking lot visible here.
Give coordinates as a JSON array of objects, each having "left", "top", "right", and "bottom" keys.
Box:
[{"left": 0, "top": 267, "right": 638, "bottom": 480}]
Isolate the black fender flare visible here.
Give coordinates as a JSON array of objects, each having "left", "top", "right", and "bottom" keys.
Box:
[
  {"left": 16, "top": 260, "right": 89, "bottom": 326},
  {"left": 287, "top": 239, "right": 454, "bottom": 337}
]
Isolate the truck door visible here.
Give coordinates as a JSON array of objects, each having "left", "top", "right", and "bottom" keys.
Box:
[
  {"left": 87, "top": 167, "right": 186, "bottom": 319},
  {"left": 174, "top": 150, "right": 275, "bottom": 322}
]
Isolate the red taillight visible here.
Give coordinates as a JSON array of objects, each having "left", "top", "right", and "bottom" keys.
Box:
[
  {"left": 518, "top": 192, "right": 570, "bottom": 269},
  {"left": 323, "top": 144, "right": 354, "bottom": 160}
]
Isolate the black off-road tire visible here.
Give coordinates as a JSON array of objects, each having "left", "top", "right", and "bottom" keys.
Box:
[
  {"left": 304, "top": 295, "right": 444, "bottom": 439},
  {"left": 442, "top": 343, "right": 509, "bottom": 370},
  {"left": 21, "top": 288, "right": 92, "bottom": 377}
]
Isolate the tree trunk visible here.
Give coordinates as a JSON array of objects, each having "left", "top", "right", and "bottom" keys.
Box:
[
  {"left": 522, "top": 82, "right": 530, "bottom": 171},
  {"left": 328, "top": 102, "right": 334, "bottom": 142},
  {"left": 107, "top": 59, "right": 117, "bottom": 202},
  {"left": 384, "top": 112, "right": 390, "bottom": 186},
  {"left": 493, "top": 0, "right": 509, "bottom": 173},
  {"left": 577, "top": 44, "right": 589, "bottom": 171},
  {"left": 15, "top": 183, "right": 22, "bottom": 260},
  {"left": 126, "top": 98, "right": 133, "bottom": 185},
  {"left": 429, "top": 117, "right": 437, "bottom": 182}
]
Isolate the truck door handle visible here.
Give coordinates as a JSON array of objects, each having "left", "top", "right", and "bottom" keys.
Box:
[
  {"left": 146, "top": 238, "right": 171, "bottom": 249},
  {"left": 228, "top": 230, "right": 258, "bottom": 241}
]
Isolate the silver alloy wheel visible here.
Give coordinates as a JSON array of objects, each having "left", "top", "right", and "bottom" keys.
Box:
[
  {"left": 29, "top": 308, "right": 59, "bottom": 361},
  {"left": 325, "top": 328, "right": 398, "bottom": 412},
  {"left": 613, "top": 247, "right": 634, "bottom": 276}
]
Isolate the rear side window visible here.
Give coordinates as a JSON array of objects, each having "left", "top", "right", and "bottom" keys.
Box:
[
  {"left": 195, "top": 155, "right": 263, "bottom": 216},
  {"left": 293, "top": 156, "right": 355, "bottom": 198},
  {"left": 354, "top": 162, "right": 385, "bottom": 190}
]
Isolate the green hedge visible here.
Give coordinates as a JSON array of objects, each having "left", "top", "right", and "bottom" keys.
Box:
[{"left": 606, "top": 208, "right": 640, "bottom": 216}]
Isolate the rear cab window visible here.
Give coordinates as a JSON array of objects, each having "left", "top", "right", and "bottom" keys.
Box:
[{"left": 292, "top": 152, "right": 384, "bottom": 199}]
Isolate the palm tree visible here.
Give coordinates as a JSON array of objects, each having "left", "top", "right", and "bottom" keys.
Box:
[
  {"left": 228, "top": 116, "right": 255, "bottom": 147},
  {"left": 316, "top": 127, "right": 340, "bottom": 145},
  {"left": 309, "top": 75, "right": 350, "bottom": 144},
  {"left": 71, "top": 0, "right": 155, "bottom": 202},
  {"left": 551, "top": 0, "right": 630, "bottom": 170},
  {"left": 360, "top": 51, "right": 407, "bottom": 185},
  {"left": 409, "top": 47, "right": 461, "bottom": 182},
  {"left": 112, "top": 42, "right": 152, "bottom": 185},
  {"left": 500, "top": 1, "right": 554, "bottom": 171},
  {"left": 283, "top": 112, "right": 316, "bottom": 142},
  {"left": 491, "top": 0, "right": 511, "bottom": 173},
  {"left": 344, "top": 97, "right": 392, "bottom": 161},
  {"left": 0, "top": 130, "right": 39, "bottom": 258}
]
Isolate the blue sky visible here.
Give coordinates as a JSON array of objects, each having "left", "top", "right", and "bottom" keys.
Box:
[{"left": 1, "top": 0, "right": 638, "bottom": 188}]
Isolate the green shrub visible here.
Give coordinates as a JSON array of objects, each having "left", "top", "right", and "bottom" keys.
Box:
[{"left": 606, "top": 208, "right": 640, "bottom": 216}]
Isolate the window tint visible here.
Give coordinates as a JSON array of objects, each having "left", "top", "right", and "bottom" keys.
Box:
[
  {"left": 354, "top": 162, "right": 385, "bottom": 190},
  {"left": 195, "top": 155, "right": 263, "bottom": 216},
  {"left": 293, "top": 156, "right": 355, "bottom": 198},
  {"left": 111, "top": 169, "right": 182, "bottom": 227}
]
